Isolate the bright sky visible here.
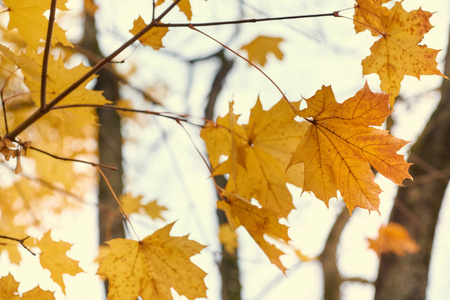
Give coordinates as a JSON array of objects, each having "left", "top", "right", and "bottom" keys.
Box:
[{"left": 1, "top": 0, "right": 449, "bottom": 299}]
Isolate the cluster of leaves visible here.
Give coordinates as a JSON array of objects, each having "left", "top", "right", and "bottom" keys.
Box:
[{"left": 0, "top": 0, "right": 446, "bottom": 299}]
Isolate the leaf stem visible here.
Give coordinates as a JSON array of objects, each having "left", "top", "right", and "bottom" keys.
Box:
[{"left": 40, "top": 0, "right": 58, "bottom": 112}]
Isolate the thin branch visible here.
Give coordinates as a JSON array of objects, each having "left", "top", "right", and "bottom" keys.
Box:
[
  {"left": 175, "top": 119, "right": 212, "bottom": 174},
  {"left": 189, "top": 25, "right": 299, "bottom": 114},
  {"left": 29, "top": 145, "right": 118, "bottom": 170},
  {"left": 95, "top": 165, "right": 140, "bottom": 241},
  {"left": 156, "top": 12, "right": 339, "bottom": 28},
  {"left": 40, "top": 0, "right": 58, "bottom": 112},
  {"left": 0, "top": 235, "right": 36, "bottom": 256},
  {"left": 51, "top": 103, "right": 198, "bottom": 125},
  {"left": 4, "top": 0, "right": 182, "bottom": 140}
]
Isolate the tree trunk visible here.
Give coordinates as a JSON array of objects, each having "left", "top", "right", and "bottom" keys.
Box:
[
  {"left": 204, "top": 51, "right": 241, "bottom": 300},
  {"left": 80, "top": 9, "right": 125, "bottom": 245},
  {"left": 374, "top": 31, "right": 450, "bottom": 300}
]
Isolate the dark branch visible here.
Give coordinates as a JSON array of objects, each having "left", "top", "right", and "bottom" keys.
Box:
[{"left": 0, "top": 235, "right": 35, "bottom": 256}]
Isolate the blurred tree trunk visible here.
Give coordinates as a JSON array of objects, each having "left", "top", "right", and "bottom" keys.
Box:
[
  {"left": 80, "top": 8, "right": 125, "bottom": 245},
  {"left": 204, "top": 50, "right": 241, "bottom": 300},
  {"left": 374, "top": 31, "right": 450, "bottom": 300}
]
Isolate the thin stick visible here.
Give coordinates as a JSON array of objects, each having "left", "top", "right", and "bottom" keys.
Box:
[
  {"left": 4, "top": 0, "right": 182, "bottom": 140},
  {"left": 189, "top": 25, "right": 299, "bottom": 114},
  {"left": 156, "top": 12, "right": 339, "bottom": 28},
  {"left": 95, "top": 165, "right": 140, "bottom": 241},
  {"left": 176, "top": 119, "right": 212, "bottom": 174},
  {"left": 30, "top": 146, "right": 118, "bottom": 170},
  {"left": 0, "top": 235, "right": 35, "bottom": 256},
  {"left": 40, "top": 0, "right": 58, "bottom": 111}
]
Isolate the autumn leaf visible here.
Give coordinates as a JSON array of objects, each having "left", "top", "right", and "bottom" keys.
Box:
[
  {"left": 240, "top": 36, "right": 284, "bottom": 66},
  {"left": 358, "top": 1, "right": 447, "bottom": 106},
  {"left": 217, "top": 192, "right": 290, "bottom": 273},
  {"left": 156, "top": 0, "right": 195, "bottom": 21},
  {"left": 288, "top": 82, "right": 412, "bottom": 214},
  {"left": 129, "top": 16, "right": 168, "bottom": 50},
  {"left": 0, "top": 274, "right": 20, "bottom": 299},
  {"left": 368, "top": 222, "right": 420, "bottom": 256},
  {"left": 202, "top": 99, "right": 307, "bottom": 219},
  {"left": 120, "top": 193, "right": 167, "bottom": 220},
  {"left": 34, "top": 231, "right": 84, "bottom": 294},
  {"left": 98, "top": 222, "right": 207, "bottom": 300},
  {"left": 0, "top": 274, "right": 54, "bottom": 299},
  {"left": 353, "top": 0, "right": 390, "bottom": 36},
  {"left": 3, "top": 0, "right": 72, "bottom": 49},
  {"left": 21, "top": 286, "right": 55, "bottom": 300},
  {"left": 218, "top": 223, "right": 238, "bottom": 255}
]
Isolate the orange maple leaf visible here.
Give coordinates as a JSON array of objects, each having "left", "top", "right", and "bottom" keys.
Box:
[
  {"left": 368, "top": 222, "right": 420, "bottom": 256},
  {"left": 240, "top": 36, "right": 284, "bottom": 67},
  {"left": 32, "top": 231, "right": 84, "bottom": 294},
  {"left": 129, "top": 16, "right": 169, "bottom": 50},
  {"left": 288, "top": 82, "right": 412, "bottom": 214},
  {"left": 357, "top": 1, "right": 447, "bottom": 106},
  {"left": 98, "top": 222, "right": 207, "bottom": 300},
  {"left": 3, "top": 0, "right": 72, "bottom": 49},
  {"left": 201, "top": 99, "right": 307, "bottom": 219},
  {"left": 353, "top": 0, "right": 390, "bottom": 36}
]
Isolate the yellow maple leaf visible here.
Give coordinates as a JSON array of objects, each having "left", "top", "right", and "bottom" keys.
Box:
[
  {"left": 22, "top": 52, "right": 108, "bottom": 107},
  {"left": 3, "top": 0, "right": 72, "bottom": 49},
  {"left": 218, "top": 223, "right": 238, "bottom": 255},
  {"left": 368, "top": 222, "right": 420, "bottom": 256},
  {"left": 120, "top": 193, "right": 167, "bottom": 220},
  {"left": 202, "top": 99, "right": 307, "bottom": 219},
  {"left": 156, "top": 0, "right": 195, "bottom": 21},
  {"left": 359, "top": 1, "right": 447, "bottom": 106},
  {"left": 217, "top": 192, "right": 290, "bottom": 273},
  {"left": 0, "top": 274, "right": 20, "bottom": 300},
  {"left": 21, "top": 286, "right": 55, "bottom": 299},
  {"left": 34, "top": 231, "right": 84, "bottom": 294},
  {"left": 288, "top": 82, "right": 412, "bottom": 214},
  {"left": 98, "top": 222, "right": 207, "bottom": 300},
  {"left": 129, "top": 16, "right": 168, "bottom": 50},
  {"left": 240, "top": 36, "right": 284, "bottom": 67}
]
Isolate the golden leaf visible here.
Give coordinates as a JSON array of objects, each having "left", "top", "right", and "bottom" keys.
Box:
[
  {"left": 202, "top": 98, "right": 307, "bottom": 219},
  {"left": 240, "top": 36, "right": 284, "bottom": 67},
  {"left": 35, "top": 231, "right": 84, "bottom": 294},
  {"left": 3, "top": 0, "right": 72, "bottom": 49},
  {"left": 218, "top": 224, "right": 238, "bottom": 255},
  {"left": 129, "top": 16, "right": 168, "bottom": 50},
  {"left": 217, "top": 192, "right": 289, "bottom": 273},
  {"left": 359, "top": 2, "right": 448, "bottom": 106},
  {"left": 98, "top": 223, "right": 207, "bottom": 300}
]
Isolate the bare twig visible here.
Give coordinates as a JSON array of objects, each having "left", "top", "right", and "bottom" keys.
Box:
[
  {"left": 189, "top": 25, "right": 298, "bottom": 114},
  {"left": 95, "top": 165, "right": 140, "bottom": 241},
  {"left": 29, "top": 145, "right": 118, "bottom": 170},
  {"left": 0, "top": 235, "right": 36, "bottom": 256},
  {"left": 40, "top": 0, "right": 58, "bottom": 112},
  {"left": 155, "top": 12, "right": 339, "bottom": 28}
]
